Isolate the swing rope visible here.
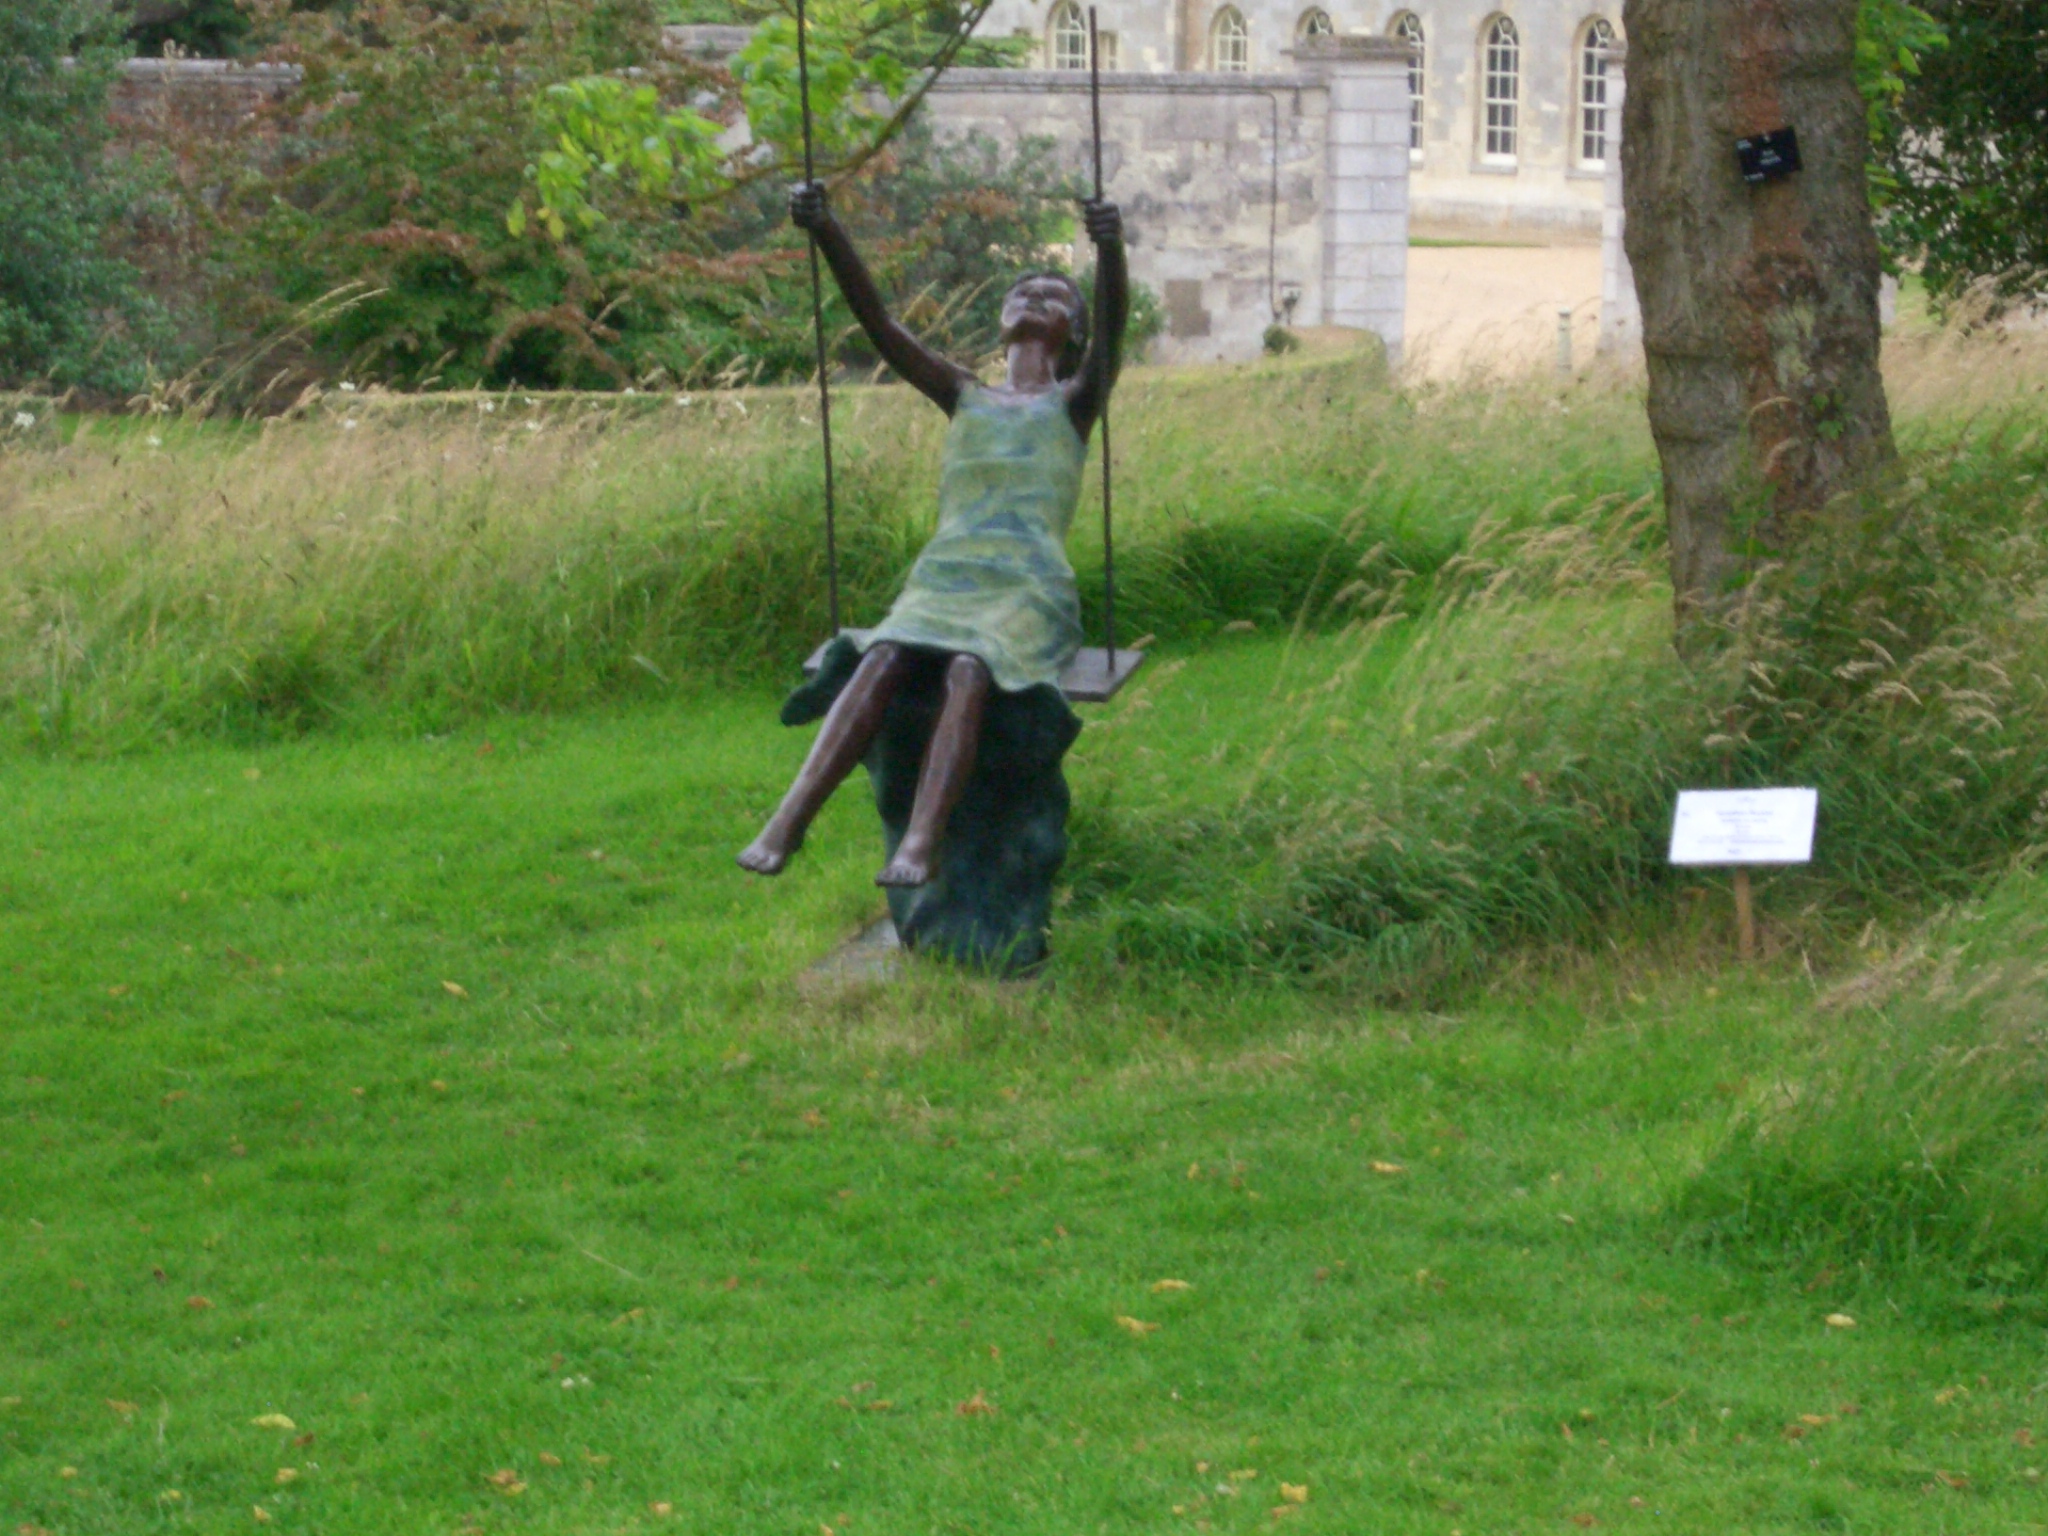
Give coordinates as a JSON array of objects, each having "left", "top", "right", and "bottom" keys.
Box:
[
  {"left": 1088, "top": 5, "right": 1116, "bottom": 676},
  {"left": 795, "top": 0, "right": 841, "bottom": 635}
]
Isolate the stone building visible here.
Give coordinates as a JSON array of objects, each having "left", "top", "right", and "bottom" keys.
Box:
[{"left": 978, "top": 0, "right": 1624, "bottom": 233}]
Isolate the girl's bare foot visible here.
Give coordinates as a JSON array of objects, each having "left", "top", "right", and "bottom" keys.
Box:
[
  {"left": 737, "top": 825, "right": 801, "bottom": 876},
  {"left": 875, "top": 844, "right": 934, "bottom": 887}
]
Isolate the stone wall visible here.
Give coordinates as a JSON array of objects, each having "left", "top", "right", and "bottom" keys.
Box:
[
  {"left": 111, "top": 58, "right": 303, "bottom": 139},
  {"left": 922, "top": 69, "right": 1323, "bottom": 363},
  {"left": 923, "top": 38, "right": 1409, "bottom": 363}
]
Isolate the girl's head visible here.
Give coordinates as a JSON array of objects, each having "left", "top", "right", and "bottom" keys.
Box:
[{"left": 1000, "top": 271, "right": 1087, "bottom": 377}]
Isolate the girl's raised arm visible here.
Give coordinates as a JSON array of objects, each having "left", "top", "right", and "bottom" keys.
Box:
[
  {"left": 1065, "top": 198, "right": 1127, "bottom": 439},
  {"left": 792, "top": 183, "right": 974, "bottom": 414}
]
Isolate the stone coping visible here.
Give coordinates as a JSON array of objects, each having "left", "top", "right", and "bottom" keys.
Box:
[{"left": 120, "top": 58, "right": 305, "bottom": 83}]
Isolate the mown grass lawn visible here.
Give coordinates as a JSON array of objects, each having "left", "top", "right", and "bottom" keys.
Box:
[{"left": 4, "top": 647, "right": 2044, "bottom": 1535}]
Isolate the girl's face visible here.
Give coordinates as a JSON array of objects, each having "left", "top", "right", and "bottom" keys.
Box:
[{"left": 1000, "top": 277, "right": 1081, "bottom": 351}]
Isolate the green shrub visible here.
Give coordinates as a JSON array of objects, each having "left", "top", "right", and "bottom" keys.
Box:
[
  {"left": 174, "top": 1, "right": 1061, "bottom": 397},
  {"left": 0, "top": 1, "right": 167, "bottom": 394}
]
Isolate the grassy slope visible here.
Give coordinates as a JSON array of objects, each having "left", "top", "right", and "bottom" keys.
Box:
[{"left": 5, "top": 658, "right": 2045, "bottom": 1535}]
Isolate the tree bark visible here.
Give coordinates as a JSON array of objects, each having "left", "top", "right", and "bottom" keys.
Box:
[{"left": 1621, "top": 0, "right": 1896, "bottom": 638}]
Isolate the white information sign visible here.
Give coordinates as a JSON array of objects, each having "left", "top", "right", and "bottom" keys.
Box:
[{"left": 1668, "top": 788, "right": 1818, "bottom": 867}]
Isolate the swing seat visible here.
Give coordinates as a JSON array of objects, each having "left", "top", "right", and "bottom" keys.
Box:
[{"left": 802, "top": 635, "right": 1145, "bottom": 703}]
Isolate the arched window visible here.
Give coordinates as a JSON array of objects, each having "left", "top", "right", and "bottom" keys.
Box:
[
  {"left": 1577, "top": 18, "right": 1618, "bottom": 168},
  {"left": 1390, "top": 11, "right": 1425, "bottom": 157},
  {"left": 1048, "top": 1, "right": 1088, "bottom": 70},
  {"left": 1211, "top": 7, "right": 1250, "bottom": 72},
  {"left": 1480, "top": 15, "right": 1520, "bottom": 164},
  {"left": 1297, "top": 8, "right": 1333, "bottom": 40}
]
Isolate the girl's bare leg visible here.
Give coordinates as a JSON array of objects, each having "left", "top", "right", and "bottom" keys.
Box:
[
  {"left": 739, "top": 644, "right": 912, "bottom": 876},
  {"left": 877, "top": 653, "right": 990, "bottom": 888}
]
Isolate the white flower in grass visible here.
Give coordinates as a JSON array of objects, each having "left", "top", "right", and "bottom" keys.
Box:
[
  {"left": 341, "top": 418, "right": 359, "bottom": 431},
  {"left": 338, "top": 381, "right": 357, "bottom": 393},
  {"left": 146, "top": 434, "right": 163, "bottom": 448},
  {"left": 12, "top": 411, "right": 35, "bottom": 430},
  {"left": 479, "top": 401, "right": 496, "bottom": 414}
]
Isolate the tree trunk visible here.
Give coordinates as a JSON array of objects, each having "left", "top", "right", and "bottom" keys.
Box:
[{"left": 1621, "top": 0, "right": 1896, "bottom": 638}]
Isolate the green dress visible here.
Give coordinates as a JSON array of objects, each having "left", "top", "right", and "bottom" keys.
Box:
[{"left": 857, "top": 381, "right": 1087, "bottom": 694}]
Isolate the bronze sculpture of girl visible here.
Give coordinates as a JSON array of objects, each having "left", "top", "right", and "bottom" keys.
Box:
[{"left": 739, "top": 179, "right": 1129, "bottom": 911}]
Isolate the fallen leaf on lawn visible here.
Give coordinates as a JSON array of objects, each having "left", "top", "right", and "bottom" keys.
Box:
[
  {"left": 1825, "top": 1313, "right": 1856, "bottom": 1329},
  {"left": 1558, "top": 1213, "right": 1578, "bottom": 1226},
  {"left": 1933, "top": 1470, "right": 1969, "bottom": 1490},
  {"left": 1781, "top": 1424, "right": 1808, "bottom": 1441},
  {"left": 274, "top": 1468, "right": 298, "bottom": 1485},
  {"left": 1116, "top": 1316, "right": 1160, "bottom": 1336},
  {"left": 801, "top": 1109, "right": 827, "bottom": 1128},
  {"left": 108, "top": 986, "right": 128, "bottom": 998},
  {"left": 1229, "top": 1470, "right": 1258, "bottom": 1482},
  {"left": 610, "top": 1308, "right": 646, "bottom": 1326},
  {"left": 250, "top": 1415, "right": 296, "bottom": 1431},
  {"left": 1150, "top": 1279, "right": 1193, "bottom": 1294},
  {"left": 58, "top": 1467, "right": 78, "bottom": 1479},
  {"left": 649, "top": 1501, "right": 674, "bottom": 1516},
  {"left": 252, "top": 1508, "right": 272, "bottom": 1524},
  {"left": 582, "top": 1452, "right": 612, "bottom": 1466},
  {"left": 1935, "top": 1386, "right": 1968, "bottom": 1405},
  {"left": 956, "top": 1391, "right": 997, "bottom": 1417},
  {"left": 1369, "top": 1161, "right": 1406, "bottom": 1175},
  {"left": 539, "top": 1452, "right": 562, "bottom": 1467},
  {"left": 865, "top": 1399, "right": 894, "bottom": 1412},
  {"left": 429, "top": 1080, "right": 448, "bottom": 1093},
  {"left": 2016, "top": 1429, "right": 2036, "bottom": 1448},
  {"left": 1570, "top": 1516, "right": 1598, "bottom": 1529},
  {"left": 106, "top": 1400, "right": 137, "bottom": 1418},
  {"left": 441, "top": 981, "right": 469, "bottom": 999},
  {"left": 486, "top": 1469, "right": 522, "bottom": 1489},
  {"left": 1280, "top": 1483, "right": 1308, "bottom": 1503},
  {"left": 186, "top": 1296, "right": 213, "bottom": 1311},
  {"left": 160, "top": 1489, "right": 184, "bottom": 1502},
  {"left": 1799, "top": 1414, "right": 1835, "bottom": 1427}
]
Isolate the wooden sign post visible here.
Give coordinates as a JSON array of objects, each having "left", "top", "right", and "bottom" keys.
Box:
[{"left": 1669, "top": 789, "right": 1818, "bottom": 960}]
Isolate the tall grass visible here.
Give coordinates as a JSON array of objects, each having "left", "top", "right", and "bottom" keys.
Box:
[
  {"left": 1680, "top": 868, "right": 2048, "bottom": 1286},
  {"left": 0, "top": 354, "right": 1660, "bottom": 749},
  {"left": 1064, "top": 404, "right": 2048, "bottom": 996}
]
